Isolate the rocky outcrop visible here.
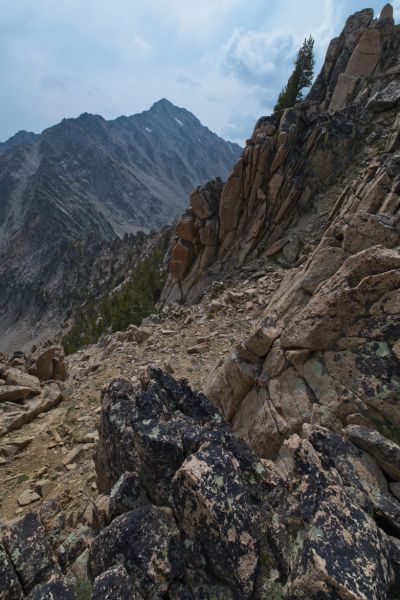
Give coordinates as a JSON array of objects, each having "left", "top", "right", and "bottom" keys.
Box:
[
  {"left": 2, "top": 512, "right": 56, "bottom": 594},
  {"left": 162, "top": 4, "right": 400, "bottom": 306},
  {"left": 26, "top": 345, "right": 68, "bottom": 382},
  {"left": 160, "top": 6, "right": 400, "bottom": 473},
  {"left": 0, "top": 351, "right": 66, "bottom": 437},
  {"left": 85, "top": 370, "right": 400, "bottom": 598},
  {"left": 162, "top": 102, "right": 364, "bottom": 303},
  {"left": 0, "top": 506, "right": 91, "bottom": 599},
  {"left": 205, "top": 204, "right": 400, "bottom": 459},
  {"left": 4, "top": 368, "right": 399, "bottom": 598}
]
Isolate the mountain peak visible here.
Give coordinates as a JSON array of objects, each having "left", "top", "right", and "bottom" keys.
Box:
[{"left": 149, "top": 98, "right": 177, "bottom": 113}]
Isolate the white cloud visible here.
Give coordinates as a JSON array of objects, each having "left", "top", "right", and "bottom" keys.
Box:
[
  {"left": 220, "top": 27, "right": 294, "bottom": 81},
  {"left": 393, "top": 0, "right": 400, "bottom": 21},
  {"left": 130, "top": 36, "right": 153, "bottom": 56},
  {"left": 146, "top": 0, "right": 244, "bottom": 39}
]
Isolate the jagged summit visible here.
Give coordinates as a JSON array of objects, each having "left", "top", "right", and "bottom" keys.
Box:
[{"left": 149, "top": 97, "right": 175, "bottom": 111}]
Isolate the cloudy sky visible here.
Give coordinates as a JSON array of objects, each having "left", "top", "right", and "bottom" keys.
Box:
[{"left": 1, "top": 0, "right": 399, "bottom": 144}]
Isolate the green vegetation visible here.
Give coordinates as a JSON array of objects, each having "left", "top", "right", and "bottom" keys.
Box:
[
  {"left": 62, "top": 235, "right": 169, "bottom": 354},
  {"left": 274, "top": 36, "right": 315, "bottom": 112},
  {"left": 17, "top": 474, "right": 29, "bottom": 484},
  {"left": 75, "top": 578, "right": 92, "bottom": 600}
]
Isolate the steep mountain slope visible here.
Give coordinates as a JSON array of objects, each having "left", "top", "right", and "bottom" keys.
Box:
[{"left": 0, "top": 100, "right": 240, "bottom": 352}]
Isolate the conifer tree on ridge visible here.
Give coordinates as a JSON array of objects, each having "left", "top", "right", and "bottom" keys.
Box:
[{"left": 274, "top": 36, "right": 315, "bottom": 112}]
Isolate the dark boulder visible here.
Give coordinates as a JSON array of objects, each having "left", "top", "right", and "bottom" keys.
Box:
[
  {"left": 91, "top": 565, "right": 140, "bottom": 600},
  {"left": 95, "top": 368, "right": 228, "bottom": 504},
  {"left": 88, "top": 505, "right": 184, "bottom": 598},
  {"left": 28, "top": 576, "right": 76, "bottom": 600},
  {"left": 0, "top": 542, "right": 23, "bottom": 599},
  {"left": 108, "top": 472, "right": 149, "bottom": 520},
  {"left": 171, "top": 443, "right": 261, "bottom": 598},
  {"left": 3, "top": 512, "right": 55, "bottom": 594}
]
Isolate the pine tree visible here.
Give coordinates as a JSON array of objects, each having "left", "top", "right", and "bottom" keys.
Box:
[{"left": 274, "top": 36, "right": 315, "bottom": 112}]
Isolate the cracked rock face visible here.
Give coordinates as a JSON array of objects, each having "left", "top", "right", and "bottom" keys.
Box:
[
  {"left": 88, "top": 505, "right": 184, "bottom": 598},
  {"left": 2, "top": 512, "right": 56, "bottom": 594},
  {"left": 205, "top": 204, "right": 400, "bottom": 461},
  {"left": 90, "top": 371, "right": 399, "bottom": 599}
]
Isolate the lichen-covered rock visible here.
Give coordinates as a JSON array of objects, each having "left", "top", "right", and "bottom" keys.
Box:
[
  {"left": 286, "top": 484, "right": 392, "bottom": 599},
  {"left": 278, "top": 432, "right": 393, "bottom": 600},
  {"left": 88, "top": 506, "right": 184, "bottom": 598},
  {"left": 3, "top": 512, "right": 56, "bottom": 594},
  {"left": 108, "top": 472, "right": 149, "bottom": 520},
  {"left": 28, "top": 576, "right": 76, "bottom": 600},
  {"left": 11, "top": 365, "right": 396, "bottom": 599},
  {"left": 94, "top": 378, "right": 138, "bottom": 493},
  {"left": 95, "top": 369, "right": 227, "bottom": 503},
  {"left": 345, "top": 425, "right": 400, "bottom": 481},
  {"left": 309, "top": 426, "right": 400, "bottom": 536},
  {"left": 91, "top": 565, "right": 140, "bottom": 600},
  {"left": 0, "top": 542, "right": 23, "bottom": 599},
  {"left": 172, "top": 443, "right": 261, "bottom": 597},
  {"left": 92, "top": 369, "right": 286, "bottom": 598}
]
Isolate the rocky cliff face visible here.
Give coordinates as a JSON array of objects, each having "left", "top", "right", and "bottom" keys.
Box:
[
  {"left": 197, "top": 4, "right": 400, "bottom": 464},
  {"left": 162, "top": 5, "right": 400, "bottom": 304},
  {"left": 0, "top": 100, "right": 240, "bottom": 352}
]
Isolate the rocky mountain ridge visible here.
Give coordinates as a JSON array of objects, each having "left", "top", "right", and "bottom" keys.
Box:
[
  {"left": 162, "top": 5, "right": 399, "bottom": 304},
  {"left": 0, "top": 3, "right": 400, "bottom": 600},
  {"left": 0, "top": 100, "right": 240, "bottom": 353},
  {"left": 0, "top": 131, "right": 39, "bottom": 156}
]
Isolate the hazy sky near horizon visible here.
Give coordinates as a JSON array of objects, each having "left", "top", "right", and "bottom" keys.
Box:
[{"left": 1, "top": 1, "right": 399, "bottom": 144}]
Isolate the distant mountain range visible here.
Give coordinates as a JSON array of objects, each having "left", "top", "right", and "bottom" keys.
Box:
[{"left": 0, "top": 99, "right": 241, "bottom": 351}]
